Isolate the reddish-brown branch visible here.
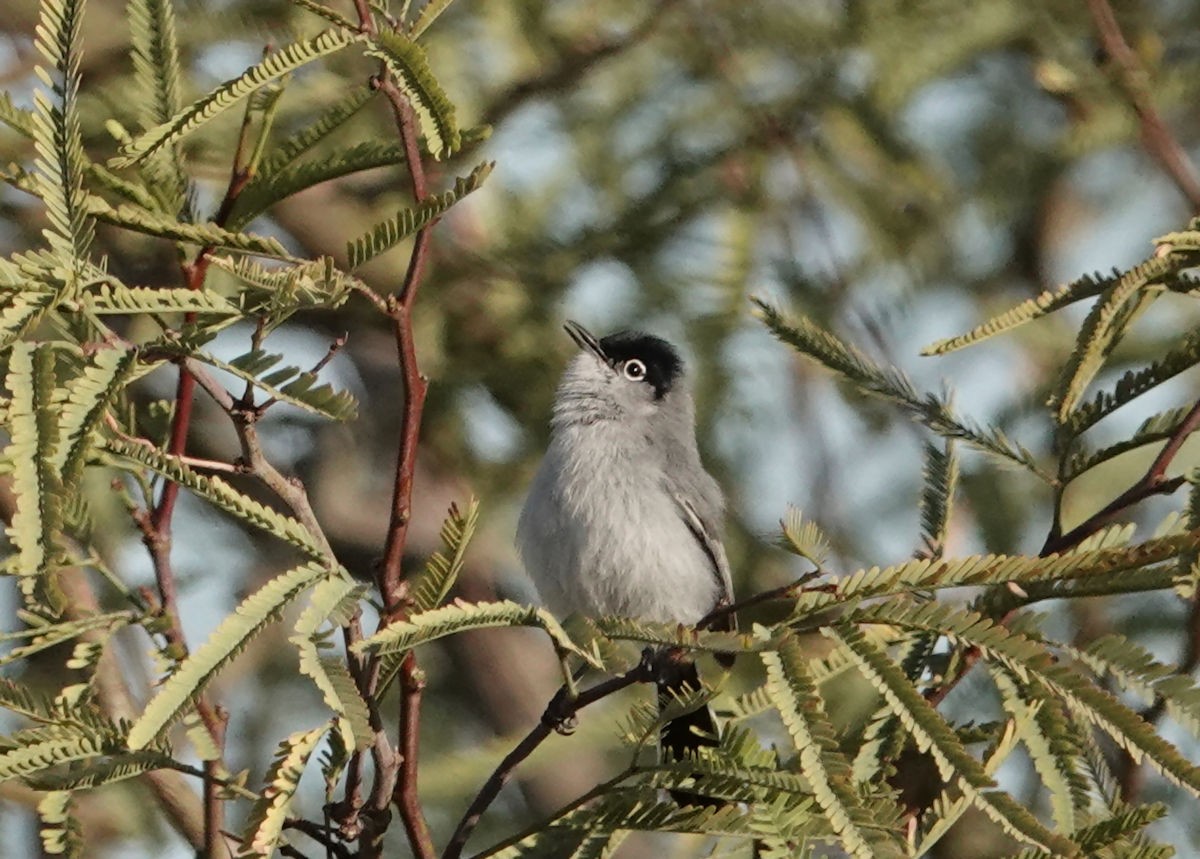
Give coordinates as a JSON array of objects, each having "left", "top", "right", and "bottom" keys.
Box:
[
  {"left": 395, "top": 652, "right": 434, "bottom": 853},
  {"left": 348, "top": 6, "right": 438, "bottom": 858},
  {"left": 1086, "top": 0, "right": 1200, "bottom": 211},
  {"left": 376, "top": 78, "right": 433, "bottom": 610},
  {"left": 375, "top": 97, "right": 437, "bottom": 859},
  {"left": 203, "top": 710, "right": 230, "bottom": 859},
  {"left": 1042, "top": 397, "right": 1200, "bottom": 555},
  {"left": 151, "top": 166, "right": 252, "bottom": 536}
]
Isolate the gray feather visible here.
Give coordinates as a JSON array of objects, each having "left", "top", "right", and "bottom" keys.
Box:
[{"left": 517, "top": 346, "right": 731, "bottom": 626}]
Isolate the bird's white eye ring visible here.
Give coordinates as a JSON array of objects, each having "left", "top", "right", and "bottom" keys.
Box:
[{"left": 622, "top": 359, "right": 647, "bottom": 381}]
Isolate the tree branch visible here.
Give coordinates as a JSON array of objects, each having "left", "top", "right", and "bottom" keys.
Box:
[
  {"left": 443, "top": 661, "right": 654, "bottom": 859},
  {"left": 1086, "top": 0, "right": 1200, "bottom": 211},
  {"left": 347, "top": 6, "right": 438, "bottom": 858},
  {"left": 1042, "top": 397, "right": 1200, "bottom": 555}
]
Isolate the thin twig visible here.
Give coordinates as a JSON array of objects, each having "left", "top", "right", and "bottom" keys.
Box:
[
  {"left": 180, "top": 356, "right": 338, "bottom": 564},
  {"left": 257, "top": 334, "right": 348, "bottom": 413},
  {"left": 395, "top": 651, "right": 432, "bottom": 852},
  {"left": 1042, "top": 397, "right": 1200, "bottom": 555},
  {"left": 1085, "top": 0, "right": 1200, "bottom": 211},
  {"left": 443, "top": 664, "right": 653, "bottom": 859},
  {"left": 697, "top": 570, "right": 826, "bottom": 630},
  {"left": 283, "top": 819, "right": 354, "bottom": 859}
]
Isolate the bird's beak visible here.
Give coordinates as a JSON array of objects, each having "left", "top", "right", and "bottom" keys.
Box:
[{"left": 564, "top": 320, "right": 607, "bottom": 362}]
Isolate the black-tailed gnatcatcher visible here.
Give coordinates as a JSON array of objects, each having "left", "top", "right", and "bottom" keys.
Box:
[{"left": 517, "top": 321, "right": 734, "bottom": 774}]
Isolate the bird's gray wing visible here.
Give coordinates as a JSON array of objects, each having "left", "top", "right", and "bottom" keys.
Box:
[{"left": 668, "top": 489, "right": 735, "bottom": 632}]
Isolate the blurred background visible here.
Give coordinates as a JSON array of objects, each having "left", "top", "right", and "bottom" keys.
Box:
[{"left": 3, "top": 0, "right": 1200, "bottom": 855}]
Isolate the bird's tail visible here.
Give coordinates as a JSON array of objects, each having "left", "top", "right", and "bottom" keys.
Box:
[{"left": 657, "top": 657, "right": 720, "bottom": 806}]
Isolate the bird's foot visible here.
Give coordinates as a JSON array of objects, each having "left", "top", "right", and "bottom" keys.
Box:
[{"left": 542, "top": 685, "right": 579, "bottom": 735}]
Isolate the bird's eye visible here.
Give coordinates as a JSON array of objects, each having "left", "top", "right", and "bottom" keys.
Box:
[{"left": 622, "top": 359, "right": 647, "bottom": 381}]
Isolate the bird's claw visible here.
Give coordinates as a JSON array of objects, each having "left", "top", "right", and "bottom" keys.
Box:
[{"left": 542, "top": 686, "right": 579, "bottom": 734}]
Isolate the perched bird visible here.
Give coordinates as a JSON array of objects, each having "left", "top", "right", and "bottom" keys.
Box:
[{"left": 517, "top": 321, "right": 734, "bottom": 774}]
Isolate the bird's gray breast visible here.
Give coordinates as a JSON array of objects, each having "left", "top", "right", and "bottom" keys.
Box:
[{"left": 517, "top": 424, "right": 721, "bottom": 625}]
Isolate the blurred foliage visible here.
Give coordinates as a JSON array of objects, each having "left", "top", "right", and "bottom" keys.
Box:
[{"left": 4, "top": 0, "right": 1200, "bottom": 856}]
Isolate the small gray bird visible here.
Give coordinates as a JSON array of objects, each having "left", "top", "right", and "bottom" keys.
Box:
[{"left": 517, "top": 321, "right": 733, "bottom": 770}]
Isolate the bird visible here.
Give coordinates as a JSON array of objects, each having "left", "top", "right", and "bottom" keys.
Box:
[{"left": 516, "top": 320, "right": 734, "bottom": 783}]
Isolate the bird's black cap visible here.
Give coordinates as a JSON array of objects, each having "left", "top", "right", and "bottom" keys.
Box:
[{"left": 599, "top": 331, "right": 683, "bottom": 399}]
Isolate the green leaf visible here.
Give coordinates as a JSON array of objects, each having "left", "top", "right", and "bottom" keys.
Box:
[
  {"left": 0, "top": 611, "right": 133, "bottom": 668},
  {"left": 1070, "top": 803, "right": 1168, "bottom": 854},
  {"left": 127, "top": 0, "right": 187, "bottom": 211},
  {"left": 32, "top": 0, "right": 94, "bottom": 284},
  {"left": 990, "top": 666, "right": 1082, "bottom": 833},
  {"left": 1072, "top": 633, "right": 1200, "bottom": 739},
  {"left": 5, "top": 343, "right": 64, "bottom": 609},
  {"left": 285, "top": 0, "right": 357, "bottom": 29},
  {"left": 0, "top": 676, "right": 60, "bottom": 721},
  {"left": 27, "top": 749, "right": 176, "bottom": 790},
  {"left": 0, "top": 290, "right": 58, "bottom": 351},
  {"left": 921, "top": 269, "right": 1124, "bottom": 355},
  {"left": 126, "top": 561, "right": 330, "bottom": 749},
  {"left": 779, "top": 506, "right": 831, "bottom": 566},
  {"left": 410, "top": 0, "right": 459, "bottom": 38},
  {"left": 918, "top": 439, "right": 958, "bottom": 558},
  {"left": 354, "top": 599, "right": 600, "bottom": 667},
  {"left": 185, "top": 347, "right": 358, "bottom": 420},
  {"left": 239, "top": 724, "right": 330, "bottom": 858},
  {"left": 1049, "top": 255, "right": 1179, "bottom": 423},
  {"left": 830, "top": 624, "right": 1078, "bottom": 855},
  {"left": 490, "top": 787, "right": 757, "bottom": 857},
  {"left": 210, "top": 255, "right": 355, "bottom": 330},
  {"left": 410, "top": 499, "right": 480, "bottom": 611},
  {"left": 37, "top": 790, "right": 81, "bottom": 858},
  {"left": 80, "top": 283, "right": 239, "bottom": 315},
  {"left": 57, "top": 345, "right": 138, "bottom": 486},
  {"left": 591, "top": 615, "right": 752, "bottom": 655},
  {"left": 1064, "top": 326, "right": 1200, "bottom": 439},
  {"left": 0, "top": 90, "right": 35, "bottom": 137},
  {"left": 762, "top": 637, "right": 904, "bottom": 859},
  {"left": 364, "top": 29, "right": 460, "bottom": 158},
  {"left": 233, "top": 140, "right": 406, "bottom": 228},
  {"left": 346, "top": 161, "right": 493, "bottom": 268},
  {"left": 0, "top": 731, "right": 111, "bottom": 780},
  {"left": 112, "top": 28, "right": 360, "bottom": 168},
  {"left": 87, "top": 198, "right": 292, "bottom": 258},
  {"left": 1062, "top": 405, "right": 1192, "bottom": 484},
  {"left": 291, "top": 576, "right": 372, "bottom": 751},
  {"left": 256, "top": 88, "right": 377, "bottom": 179},
  {"left": 851, "top": 601, "right": 1200, "bottom": 800},
  {"left": 789, "top": 530, "right": 1199, "bottom": 619},
  {"left": 106, "top": 437, "right": 329, "bottom": 558},
  {"left": 912, "top": 722, "right": 1019, "bottom": 857},
  {"left": 753, "top": 298, "right": 1052, "bottom": 480}
]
